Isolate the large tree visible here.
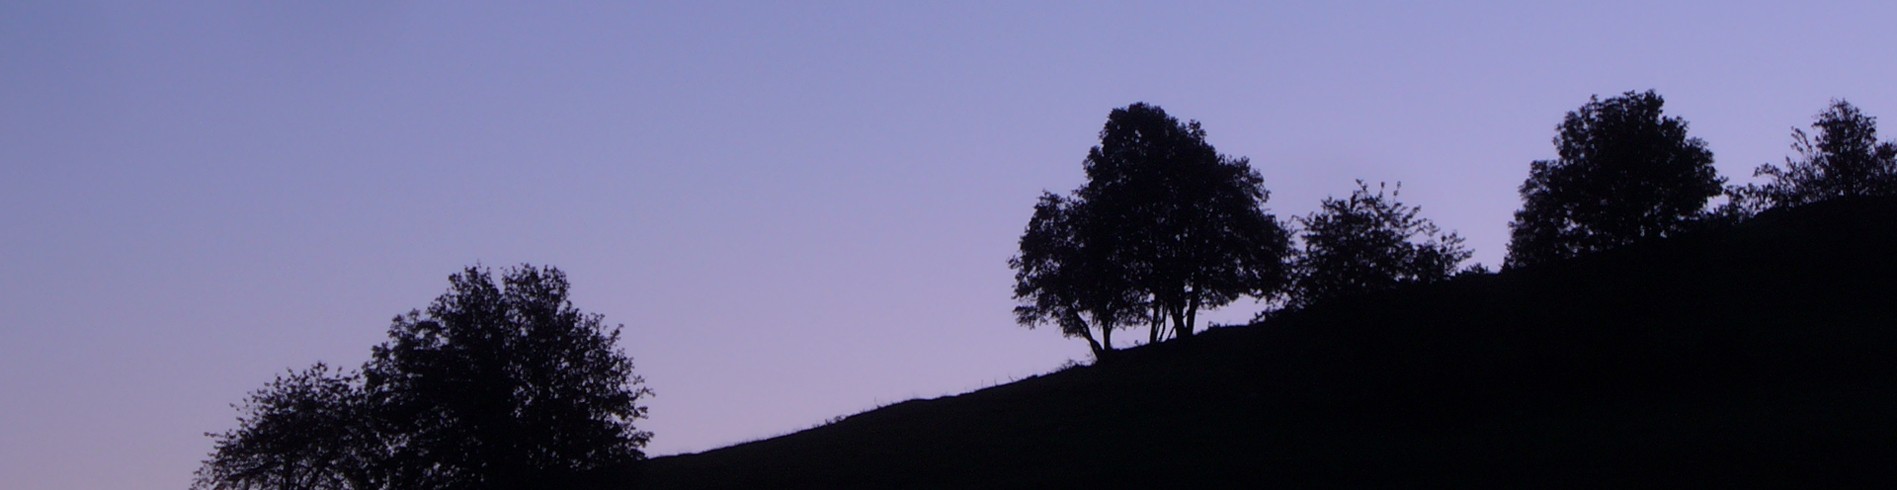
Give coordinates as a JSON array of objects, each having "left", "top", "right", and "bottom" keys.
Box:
[
  {"left": 1506, "top": 90, "right": 1724, "bottom": 268},
  {"left": 1011, "top": 103, "right": 1290, "bottom": 350},
  {"left": 1730, "top": 99, "right": 1897, "bottom": 213},
  {"left": 198, "top": 264, "right": 653, "bottom": 490},
  {"left": 365, "top": 264, "right": 653, "bottom": 489},
  {"left": 1289, "top": 181, "right": 1472, "bottom": 310}
]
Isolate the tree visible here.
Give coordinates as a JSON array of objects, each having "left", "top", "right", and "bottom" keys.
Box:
[
  {"left": 1729, "top": 99, "right": 1897, "bottom": 214},
  {"left": 1289, "top": 181, "right": 1472, "bottom": 310},
  {"left": 1505, "top": 90, "right": 1724, "bottom": 268},
  {"left": 1011, "top": 102, "right": 1291, "bottom": 350},
  {"left": 1010, "top": 192, "right": 1144, "bottom": 359},
  {"left": 198, "top": 264, "right": 653, "bottom": 490},
  {"left": 364, "top": 264, "right": 653, "bottom": 489},
  {"left": 194, "top": 363, "right": 378, "bottom": 490}
]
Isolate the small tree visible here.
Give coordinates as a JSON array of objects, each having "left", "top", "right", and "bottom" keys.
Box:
[
  {"left": 194, "top": 363, "right": 377, "bottom": 490},
  {"left": 1289, "top": 181, "right": 1472, "bottom": 310},
  {"left": 1506, "top": 90, "right": 1724, "bottom": 268},
  {"left": 1729, "top": 99, "right": 1897, "bottom": 214},
  {"left": 365, "top": 264, "right": 653, "bottom": 489},
  {"left": 1010, "top": 193, "right": 1144, "bottom": 359}
]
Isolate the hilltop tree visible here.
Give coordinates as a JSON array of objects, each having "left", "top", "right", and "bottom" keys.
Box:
[
  {"left": 1011, "top": 103, "right": 1291, "bottom": 349},
  {"left": 194, "top": 363, "right": 378, "bottom": 490},
  {"left": 1730, "top": 99, "right": 1897, "bottom": 214},
  {"left": 1010, "top": 193, "right": 1144, "bottom": 358},
  {"left": 199, "top": 264, "right": 653, "bottom": 490},
  {"left": 365, "top": 264, "right": 653, "bottom": 489},
  {"left": 1289, "top": 181, "right": 1472, "bottom": 310},
  {"left": 1506, "top": 90, "right": 1723, "bottom": 268}
]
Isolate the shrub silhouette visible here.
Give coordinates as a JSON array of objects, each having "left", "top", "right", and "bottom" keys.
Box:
[
  {"left": 1506, "top": 90, "right": 1724, "bottom": 269},
  {"left": 1728, "top": 99, "right": 1897, "bottom": 214},
  {"left": 197, "top": 264, "right": 652, "bottom": 490},
  {"left": 1288, "top": 180, "right": 1472, "bottom": 310},
  {"left": 1012, "top": 103, "right": 1291, "bottom": 353}
]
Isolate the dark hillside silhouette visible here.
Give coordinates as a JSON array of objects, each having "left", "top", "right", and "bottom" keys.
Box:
[{"left": 639, "top": 197, "right": 1897, "bottom": 487}]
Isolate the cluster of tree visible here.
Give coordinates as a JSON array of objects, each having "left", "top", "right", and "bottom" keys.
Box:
[
  {"left": 195, "top": 264, "right": 652, "bottom": 490},
  {"left": 1010, "top": 104, "right": 1477, "bottom": 358},
  {"left": 1019, "top": 93, "right": 1896, "bottom": 355},
  {"left": 1506, "top": 92, "right": 1897, "bottom": 267}
]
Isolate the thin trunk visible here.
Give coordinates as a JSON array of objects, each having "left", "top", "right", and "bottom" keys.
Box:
[
  {"left": 1185, "top": 299, "right": 1199, "bottom": 336},
  {"left": 1076, "top": 322, "right": 1105, "bottom": 359},
  {"left": 1148, "top": 303, "right": 1164, "bottom": 343}
]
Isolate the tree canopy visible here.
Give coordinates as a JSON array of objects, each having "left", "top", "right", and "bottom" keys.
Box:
[
  {"left": 1011, "top": 102, "right": 1291, "bottom": 355},
  {"left": 1506, "top": 90, "right": 1724, "bottom": 268},
  {"left": 197, "top": 264, "right": 652, "bottom": 490},
  {"left": 1288, "top": 181, "right": 1472, "bottom": 310},
  {"left": 195, "top": 363, "right": 375, "bottom": 490},
  {"left": 1730, "top": 99, "right": 1897, "bottom": 214}
]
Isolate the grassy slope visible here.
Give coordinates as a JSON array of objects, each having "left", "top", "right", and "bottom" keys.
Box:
[{"left": 634, "top": 197, "right": 1897, "bottom": 488}]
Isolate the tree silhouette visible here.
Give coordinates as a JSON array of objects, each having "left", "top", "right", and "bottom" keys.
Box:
[
  {"left": 194, "top": 363, "right": 378, "bottom": 490},
  {"left": 365, "top": 264, "right": 652, "bottom": 489},
  {"left": 1010, "top": 192, "right": 1144, "bottom": 358},
  {"left": 1729, "top": 99, "right": 1897, "bottom": 214},
  {"left": 1011, "top": 103, "right": 1290, "bottom": 349},
  {"left": 197, "top": 264, "right": 652, "bottom": 490},
  {"left": 1506, "top": 90, "right": 1723, "bottom": 268},
  {"left": 1289, "top": 181, "right": 1472, "bottom": 310}
]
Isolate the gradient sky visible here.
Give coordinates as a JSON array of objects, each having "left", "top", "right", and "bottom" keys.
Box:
[{"left": 4, "top": 2, "right": 1894, "bottom": 488}]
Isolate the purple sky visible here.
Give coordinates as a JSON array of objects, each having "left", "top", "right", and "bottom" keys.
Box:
[{"left": 4, "top": 2, "right": 1894, "bottom": 488}]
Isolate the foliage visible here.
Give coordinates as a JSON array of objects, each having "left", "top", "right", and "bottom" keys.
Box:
[
  {"left": 1505, "top": 90, "right": 1724, "bottom": 268},
  {"left": 364, "top": 264, "right": 653, "bottom": 489},
  {"left": 199, "top": 264, "right": 651, "bottom": 490},
  {"left": 1288, "top": 181, "right": 1472, "bottom": 310},
  {"left": 1727, "top": 99, "right": 1897, "bottom": 214},
  {"left": 194, "top": 363, "right": 377, "bottom": 490},
  {"left": 1011, "top": 102, "right": 1291, "bottom": 353},
  {"left": 1010, "top": 192, "right": 1144, "bottom": 358}
]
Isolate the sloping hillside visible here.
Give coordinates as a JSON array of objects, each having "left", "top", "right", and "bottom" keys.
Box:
[{"left": 635, "top": 197, "right": 1897, "bottom": 487}]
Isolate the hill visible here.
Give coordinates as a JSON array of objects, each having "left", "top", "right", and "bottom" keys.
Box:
[{"left": 633, "top": 197, "right": 1897, "bottom": 487}]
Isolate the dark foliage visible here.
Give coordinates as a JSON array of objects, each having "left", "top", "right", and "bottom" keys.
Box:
[
  {"left": 1506, "top": 90, "right": 1723, "bottom": 268},
  {"left": 1009, "top": 192, "right": 1143, "bottom": 358},
  {"left": 195, "top": 363, "right": 376, "bottom": 490},
  {"left": 1287, "top": 181, "right": 1471, "bottom": 310},
  {"left": 365, "top": 264, "right": 652, "bottom": 489},
  {"left": 1728, "top": 99, "right": 1897, "bottom": 214},
  {"left": 1011, "top": 103, "right": 1292, "bottom": 353},
  {"left": 642, "top": 197, "right": 1897, "bottom": 488},
  {"left": 198, "top": 264, "right": 651, "bottom": 490}
]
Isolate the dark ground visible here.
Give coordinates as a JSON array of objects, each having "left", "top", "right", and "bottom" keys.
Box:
[{"left": 626, "top": 197, "right": 1897, "bottom": 488}]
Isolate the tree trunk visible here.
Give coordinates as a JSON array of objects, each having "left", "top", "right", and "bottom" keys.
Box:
[
  {"left": 1076, "top": 324, "right": 1105, "bottom": 359},
  {"left": 1148, "top": 304, "right": 1164, "bottom": 343},
  {"left": 1185, "top": 299, "right": 1199, "bottom": 336}
]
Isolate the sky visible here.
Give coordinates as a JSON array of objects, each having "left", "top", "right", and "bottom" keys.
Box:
[{"left": 3, "top": 1, "right": 1894, "bottom": 488}]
